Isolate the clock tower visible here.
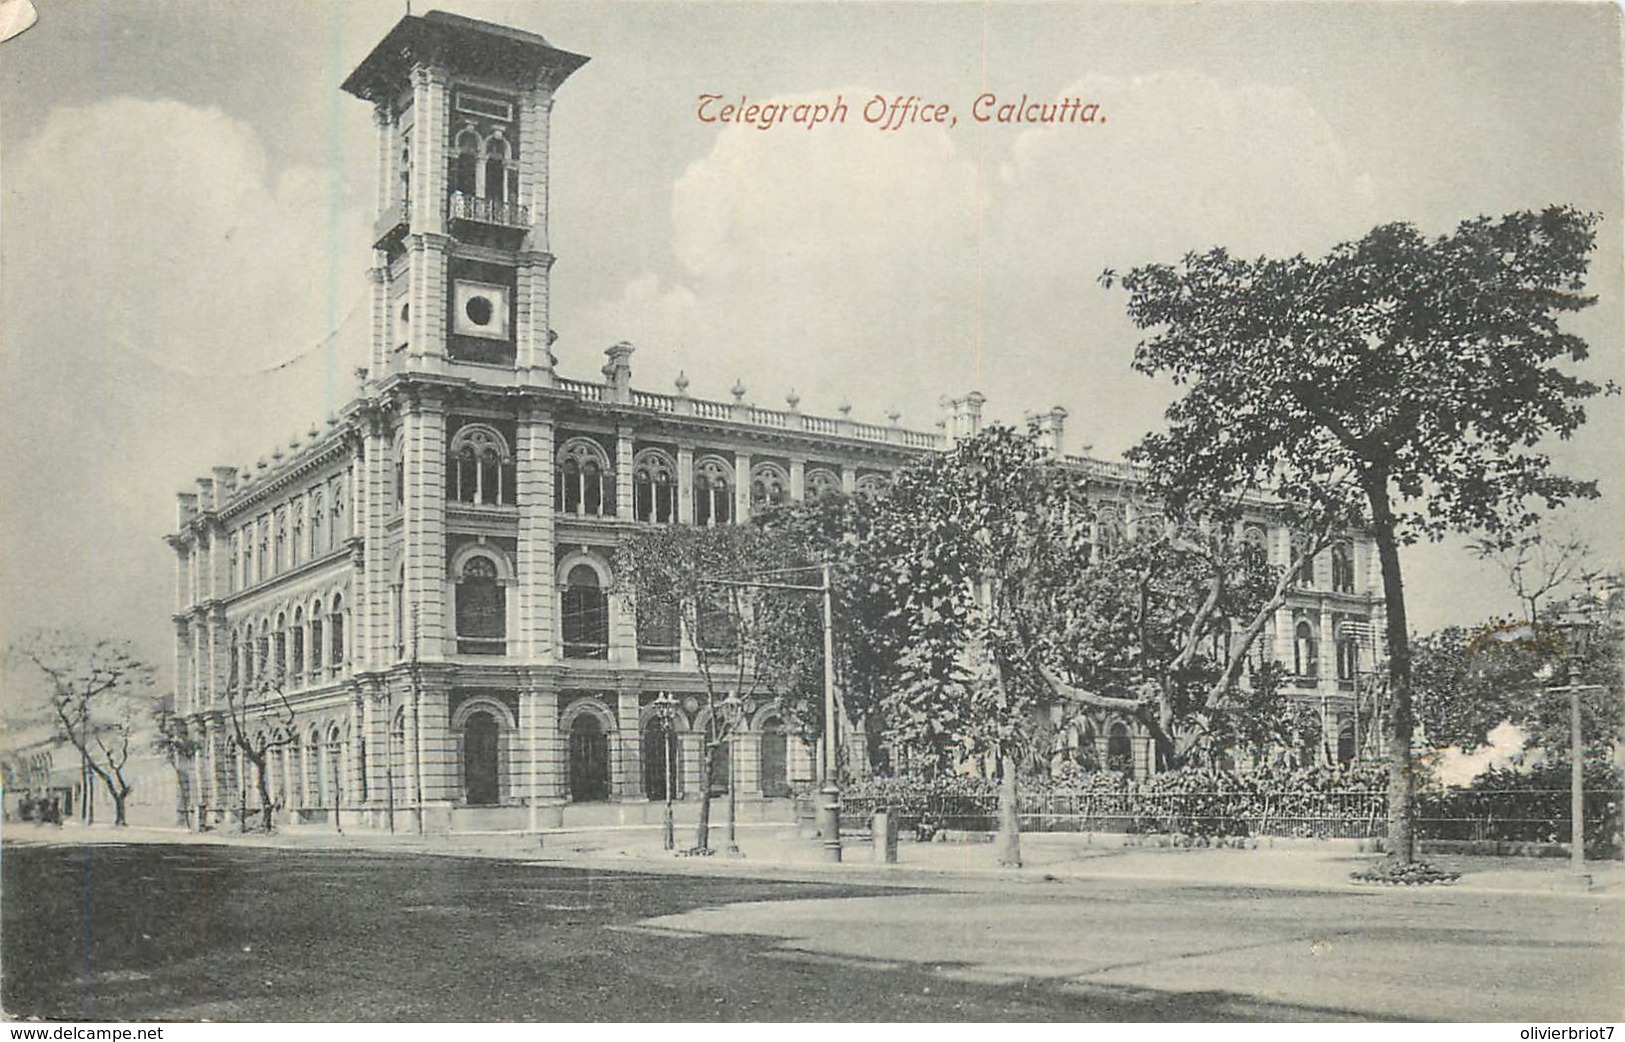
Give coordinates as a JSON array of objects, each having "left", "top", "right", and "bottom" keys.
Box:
[{"left": 342, "top": 10, "right": 588, "bottom": 386}]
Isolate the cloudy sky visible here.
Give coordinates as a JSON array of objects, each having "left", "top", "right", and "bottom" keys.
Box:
[{"left": 2, "top": 0, "right": 1620, "bottom": 691}]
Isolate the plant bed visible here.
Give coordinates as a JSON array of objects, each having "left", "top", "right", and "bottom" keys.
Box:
[{"left": 1350, "top": 859, "right": 1462, "bottom": 886}]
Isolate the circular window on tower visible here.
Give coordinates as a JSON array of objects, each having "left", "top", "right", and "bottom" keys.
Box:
[{"left": 453, "top": 280, "right": 510, "bottom": 340}]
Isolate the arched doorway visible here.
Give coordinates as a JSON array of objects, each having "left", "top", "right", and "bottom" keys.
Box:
[
  {"left": 569, "top": 714, "right": 610, "bottom": 802},
  {"left": 759, "top": 719, "right": 789, "bottom": 798},
  {"left": 463, "top": 711, "right": 500, "bottom": 806}
]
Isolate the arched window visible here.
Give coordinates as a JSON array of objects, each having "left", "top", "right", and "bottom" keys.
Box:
[
  {"left": 633, "top": 448, "right": 677, "bottom": 524},
  {"left": 1107, "top": 721, "right": 1134, "bottom": 777},
  {"left": 562, "top": 564, "right": 609, "bottom": 659},
  {"left": 1290, "top": 534, "right": 1316, "bottom": 587},
  {"left": 291, "top": 608, "right": 305, "bottom": 681},
  {"left": 256, "top": 621, "right": 270, "bottom": 684},
  {"left": 309, "top": 599, "right": 324, "bottom": 676},
  {"left": 805, "top": 467, "right": 840, "bottom": 500},
  {"left": 398, "top": 130, "right": 412, "bottom": 210},
  {"left": 257, "top": 518, "right": 270, "bottom": 583},
  {"left": 397, "top": 301, "right": 410, "bottom": 351},
  {"left": 1337, "top": 719, "right": 1356, "bottom": 768},
  {"left": 694, "top": 456, "right": 732, "bottom": 526},
  {"left": 555, "top": 438, "right": 614, "bottom": 517},
  {"left": 328, "top": 594, "right": 345, "bottom": 673},
  {"left": 274, "top": 509, "right": 286, "bottom": 572},
  {"left": 1294, "top": 620, "right": 1318, "bottom": 678},
  {"left": 696, "top": 591, "right": 738, "bottom": 663},
  {"left": 483, "top": 136, "right": 509, "bottom": 203},
  {"left": 1337, "top": 633, "right": 1360, "bottom": 681},
  {"left": 1096, "top": 507, "right": 1124, "bottom": 552},
  {"left": 1332, "top": 542, "right": 1355, "bottom": 593},
  {"left": 330, "top": 477, "right": 345, "bottom": 546},
  {"left": 462, "top": 710, "right": 500, "bottom": 805},
  {"left": 636, "top": 598, "right": 680, "bottom": 663},
  {"left": 456, "top": 555, "right": 506, "bottom": 655},
  {"left": 228, "top": 631, "right": 241, "bottom": 690},
  {"left": 311, "top": 489, "right": 326, "bottom": 553},
  {"left": 390, "top": 566, "right": 405, "bottom": 661},
  {"left": 751, "top": 462, "right": 791, "bottom": 508},
  {"left": 291, "top": 502, "right": 304, "bottom": 567},
  {"left": 453, "top": 128, "right": 479, "bottom": 196},
  {"left": 642, "top": 717, "right": 680, "bottom": 801},
  {"left": 1241, "top": 524, "right": 1269, "bottom": 562},
  {"left": 325, "top": 725, "right": 343, "bottom": 810},
  {"left": 229, "top": 535, "right": 240, "bottom": 593},
  {"left": 446, "top": 424, "right": 514, "bottom": 506},
  {"left": 391, "top": 432, "right": 405, "bottom": 510},
  {"left": 854, "top": 473, "right": 891, "bottom": 500}
]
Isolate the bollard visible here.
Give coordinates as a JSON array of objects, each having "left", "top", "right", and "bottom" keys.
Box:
[
  {"left": 873, "top": 808, "right": 899, "bottom": 864},
  {"left": 817, "top": 783, "right": 842, "bottom": 862}
]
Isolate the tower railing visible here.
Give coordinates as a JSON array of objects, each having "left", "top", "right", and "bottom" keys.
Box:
[{"left": 447, "top": 191, "right": 530, "bottom": 229}]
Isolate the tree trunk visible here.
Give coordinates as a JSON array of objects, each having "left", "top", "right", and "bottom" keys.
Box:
[
  {"left": 996, "top": 755, "right": 1022, "bottom": 868},
  {"left": 112, "top": 790, "right": 128, "bottom": 827},
  {"left": 255, "top": 754, "right": 274, "bottom": 832},
  {"left": 1365, "top": 478, "right": 1415, "bottom": 864},
  {"left": 694, "top": 740, "right": 717, "bottom": 851}
]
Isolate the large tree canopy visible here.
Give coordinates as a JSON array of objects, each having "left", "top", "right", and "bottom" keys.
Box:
[{"left": 1107, "top": 205, "right": 1606, "bottom": 862}]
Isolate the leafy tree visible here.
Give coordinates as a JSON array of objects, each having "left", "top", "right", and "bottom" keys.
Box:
[
  {"left": 6, "top": 631, "right": 158, "bottom": 826},
  {"left": 614, "top": 523, "right": 804, "bottom": 852},
  {"left": 151, "top": 702, "right": 202, "bottom": 826},
  {"left": 1106, "top": 205, "right": 1607, "bottom": 863}
]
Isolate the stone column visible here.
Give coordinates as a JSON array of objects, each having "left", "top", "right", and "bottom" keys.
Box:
[
  {"left": 734, "top": 450, "right": 752, "bottom": 524},
  {"left": 410, "top": 63, "right": 448, "bottom": 236},
  {"left": 680, "top": 730, "right": 705, "bottom": 800},
  {"left": 789, "top": 458, "right": 806, "bottom": 502},
  {"left": 841, "top": 465, "right": 855, "bottom": 496}
]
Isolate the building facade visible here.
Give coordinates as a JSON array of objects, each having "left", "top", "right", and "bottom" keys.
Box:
[{"left": 164, "top": 11, "right": 1385, "bottom": 833}]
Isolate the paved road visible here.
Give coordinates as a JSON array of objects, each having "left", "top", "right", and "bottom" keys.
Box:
[{"left": 2, "top": 841, "right": 1618, "bottom": 1021}]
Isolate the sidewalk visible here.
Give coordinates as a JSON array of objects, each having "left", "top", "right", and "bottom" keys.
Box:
[{"left": 8, "top": 818, "right": 1620, "bottom": 899}]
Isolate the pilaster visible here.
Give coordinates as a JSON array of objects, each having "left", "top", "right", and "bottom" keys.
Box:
[
  {"left": 516, "top": 409, "right": 557, "bottom": 659},
  {"left": 789, "top": 458, "right": 806, "bottom": 502},
  {"left": 402, "top": 394, "right": 448, "bottom": 659},
  {"left": 676, "top": 444, "right": 695, "bottom": 524},
  {"left": 617, "top": 686, "right": 642, "bottom": 797}
]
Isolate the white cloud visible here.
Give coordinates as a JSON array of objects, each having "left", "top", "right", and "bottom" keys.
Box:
[{"left": 0, "top": 98, "right": 369, "bottom": 670}]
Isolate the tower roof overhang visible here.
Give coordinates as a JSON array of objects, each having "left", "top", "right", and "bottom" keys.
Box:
[{"left": 341, "top": 10, "right": 589, "bottom": 103}]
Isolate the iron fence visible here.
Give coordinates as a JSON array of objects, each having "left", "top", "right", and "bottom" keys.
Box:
[{"left": 838, "top": 786, "right": 1625, "bottom": 855}]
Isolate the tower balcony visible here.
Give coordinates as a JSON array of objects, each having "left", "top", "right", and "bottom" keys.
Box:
[
  {"left": 373, "top": 201, "right": 410, "bottom": 250},
  {"left": 449, "top": 191, "right": 530, "bottom": 231}
]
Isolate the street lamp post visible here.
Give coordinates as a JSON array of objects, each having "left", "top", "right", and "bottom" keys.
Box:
[
  {"left": 1550, "top": 607, "right": 1596, "bottom": 876},
  {"left": 652, "top": 692, "right": 678, "bottom": 852},
  {"left": 720, "top": 691, "right": 744, "bottom": 858}
]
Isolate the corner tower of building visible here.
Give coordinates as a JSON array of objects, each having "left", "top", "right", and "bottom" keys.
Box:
[{"left": 343, "top": 10, "right": 589, "bottom": 386}]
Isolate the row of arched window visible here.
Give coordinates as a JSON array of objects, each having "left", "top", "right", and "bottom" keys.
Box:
[
  {"left": 451, "top": 126, "right": 518, "bottom": 205},
  {"left": 1291, "top": 619, "right": 1366, "bottom": 681},
  {"left": 410, "top": 426, "right": 890, "bottom": 522},
  {"left": 229, "top": 597, "right": 347, "bottom": 692},
  {"left": 226, "top": 476, "right": 348, "bottom": 594}
]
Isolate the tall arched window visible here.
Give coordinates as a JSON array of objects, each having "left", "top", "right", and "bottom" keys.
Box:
[
  {"left": 568, "top": 713, "right": 610, "bottom": 802},
  {"left": 633, "top": 448, "right": 677, "bottom": 523},
  {"left": 462, "top": 710, "right": 500, "bottom": 805},
  {"left": 328, "top": 594, "right": 345, "bottom": 674},
  {"left": 483, "top": 136, "right": 509, "bottom": 203},
  {"left": 291, "top": 608, "right": 305, "bottom": 681},
  {"left": 447, "top": 424, "right": 514, "bottom": 506},
  {"left": 256, "top": 621, "right": 270, "bottom": 683},
  {"left": 854, "top": 473, "right": 891, "bottom": 500},
  {"left": 1096, "top": 507, "right": 1124, "bottom": 552},
  {"left": 229, "top": 535, "right": 241, "bottom": 593},
  {"left": 309, "top": 599, "right": 324, "bottom": 676},
  {"left": 274, "top": 510, "right": 286, "bottom": 573},
  {"left": 1337, "top": 633, "right": 1360, "bottom": 681},
  {"left": 636, "top": 599, "right": 680, "bottom": 663},
  {"left": 291, "top": 501, "right": 304, "bottom": 567},
  {"left": 751, "top": 462, "right": 791, "bottom": 508},
  {"left": 1241, "top": 524, "right": 1269, "bottom": 562},
  {"left": 562, "top": 564, "right": 609, "bottom": 659},
  {"left": 805, "top": 467, "right": 840, "bottom": 500},
  {"left": 311, "top": 490, "right": 326, "bottom": 553},
  {"left": 453, "top": 128, "right": 479, "bottom": 196},
  {"left": 1294, "top": 620, "right": 1318, "bottom": 678},
  {"left": 456, "top": 555, "right": 506, "bottom": 655},
  {"left": 1290, "top": 535, "right": 1316, "bottom": 587},
  {"left": 555, "top": 438, "right": 613, "bottom": 517},
  {"left": 1332, "top": 542, "right": 1355, "bottom": 593},
  {"left": 694, "top": 456, "right": 732, "bottom": 526},
  {"left": 326, "top": 726, "right": 344, "bottom": 810}
]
